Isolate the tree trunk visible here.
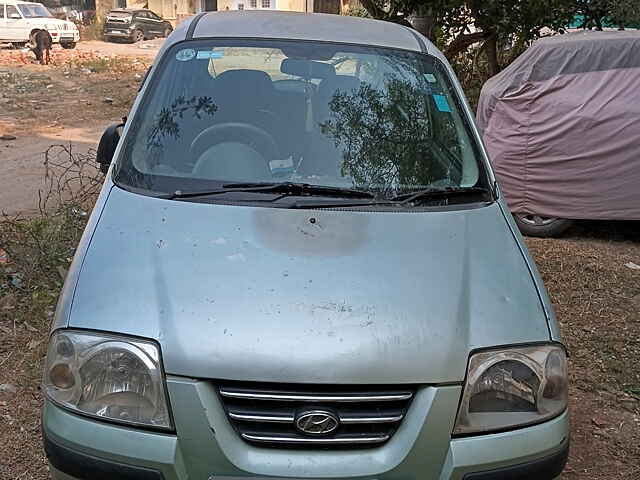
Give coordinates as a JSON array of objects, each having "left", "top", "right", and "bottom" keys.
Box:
[{"left": 485, "top": 33, "right": 499, "bottom": 77}]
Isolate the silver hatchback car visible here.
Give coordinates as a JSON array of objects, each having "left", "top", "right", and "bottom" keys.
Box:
[{"left": 41, "top": 11, "right": 569, "bottom": 480}]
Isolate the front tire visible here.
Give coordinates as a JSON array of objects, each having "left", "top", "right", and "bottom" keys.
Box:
[
  {"left": 514, "top": 214, "right": 574, "bottom": 238},
  {"left": 131, "top": 29, "right": 144, "bottom": 43},
  {"left": 61, "top": 42, "right": 76, "bottom": 49}
]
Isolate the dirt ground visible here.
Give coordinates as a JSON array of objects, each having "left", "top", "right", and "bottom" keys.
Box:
[
  {"left": 0, "top": 39, "right": 639, "bottom": 480},
  {"left": 0, "top": 40, "right": 158, "bottom": 216}
]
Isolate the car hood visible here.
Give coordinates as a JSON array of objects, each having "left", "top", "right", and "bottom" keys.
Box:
[
  {"left": 69, "top": 186, "right": 549, "bottom": 383},
  {"left": 27, "top": 18, "right": 75, "bottom": 28}
]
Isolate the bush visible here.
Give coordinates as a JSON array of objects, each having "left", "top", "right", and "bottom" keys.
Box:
[{"left": 0, "top": 145, "right": 101, "bottom": 319}]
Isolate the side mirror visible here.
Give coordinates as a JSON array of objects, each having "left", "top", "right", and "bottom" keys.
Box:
[
  {"left": 9, "top": 13, "right": 22, "bottom": 19},
  {"left": 96, "top": 122, "right": 124, "bottom": 174}
]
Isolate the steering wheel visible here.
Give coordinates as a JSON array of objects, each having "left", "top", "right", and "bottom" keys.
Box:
[{"left": 190, "top": 122, "right": 279, "bottom": 165}]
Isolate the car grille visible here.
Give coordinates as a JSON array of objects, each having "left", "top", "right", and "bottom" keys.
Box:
[{"left": 218, "top": 382, "right": 416, "bottom": 448}]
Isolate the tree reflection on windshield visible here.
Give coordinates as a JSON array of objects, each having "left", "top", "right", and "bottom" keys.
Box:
[
  {"left": 147, "top": 95, "right": 218, "bottom": 153},
  {"left": 320, "top": 78, "right": 463, "bottom": 196}
]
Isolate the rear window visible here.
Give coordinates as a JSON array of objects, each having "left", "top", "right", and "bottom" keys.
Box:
[{"left": 108, "top": 10, "right": 131, "bottom": 17}]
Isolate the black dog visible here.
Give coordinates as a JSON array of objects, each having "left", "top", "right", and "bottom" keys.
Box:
[{"left": 29, "top": 29, "right": 53, "bottom": 65}]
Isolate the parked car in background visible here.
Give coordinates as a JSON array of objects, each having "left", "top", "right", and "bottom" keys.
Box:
[
  {"left": 42, "top": 11, "right": 569, "bottom": 480},
  {"left": 0, "top": 0, "right": 79, "bottom": 48},
  {"left": 103, "top": 8, "right": 172, "bottom": 43},
  {"left": 477, "top": 31, "right": 640, "bottom": 237}
]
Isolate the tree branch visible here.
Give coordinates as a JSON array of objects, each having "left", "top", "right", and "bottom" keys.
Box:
[
  {"left": 358, "top": 0, "right": 387, "bottom": 20},
  {"left": 444, "top": 31, "right": 488, "bottom": 58}
]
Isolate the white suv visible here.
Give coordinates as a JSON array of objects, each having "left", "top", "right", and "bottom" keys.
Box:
[{"left": 0, "top": 0, "right": 79, "bottom": 48}]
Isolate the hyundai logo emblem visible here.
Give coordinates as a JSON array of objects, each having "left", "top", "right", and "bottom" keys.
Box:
[{"left": 295, "top": 410, "right": 339, "bottom": 435}]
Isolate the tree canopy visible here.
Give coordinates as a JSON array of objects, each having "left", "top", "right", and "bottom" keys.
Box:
[{"left": 356, "top": 0, "right": 639, "bottom": 77}]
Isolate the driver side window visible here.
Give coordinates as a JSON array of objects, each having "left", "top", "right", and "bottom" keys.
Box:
[
  {"left": 7, "top": 5, "right": 20, "bottom": 18},
  {"left": 0, "top": 5, "right": 5, "bottom": 19}
]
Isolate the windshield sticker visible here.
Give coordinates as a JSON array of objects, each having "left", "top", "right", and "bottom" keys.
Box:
[
  {"left": 175, "top": 48, "right": 196, "bottom": 61},
  {"left": 425, "top": 73, "right": 437, "bottom": 83},
  {"left": 196, "top": 51, "right": 224, "bottom": 60},
  {"left": 269, "top": 157, "right": 295, "bottom": 176},
  {"left": 433, "top": 94, "right": 452, "bottom": 113}
]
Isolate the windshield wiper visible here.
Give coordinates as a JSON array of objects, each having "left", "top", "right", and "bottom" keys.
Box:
[
  {"left": 167, "top": 182, "right": 376, "bottom": 200},
  {"left": 391, "top": 186, "right": 491, "bottom": 204},
  {"left": 290, "top": 187, "right": 489, "bottom": 209}
]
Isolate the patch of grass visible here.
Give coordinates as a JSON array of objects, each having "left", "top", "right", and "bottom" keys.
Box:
[
  {"left": 624, "top": 386, "right": 640, "bottom": 397},
  {"left": 1, "top": 207, "right": 87, "bottom": 291},
  {"left": 66, "top": 54, "right": 149, "bottom": 74}
]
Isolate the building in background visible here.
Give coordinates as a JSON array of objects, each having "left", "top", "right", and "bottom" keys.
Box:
[{"left": 94, "top": 0, "right": 341, "bottom": 25}]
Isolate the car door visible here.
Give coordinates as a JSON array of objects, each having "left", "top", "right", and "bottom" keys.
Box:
[
  {"left": 4, "top": 4, "right": 28, "bottom": 42},
  {"left": 135, "top": 11, "right": 153, "bottom": 38},
  {"left": 130, "top": 12, "right": 144, "bottom": 36},
  {"left": 147, "top": 11, "right": 165, "bottom": 36}
]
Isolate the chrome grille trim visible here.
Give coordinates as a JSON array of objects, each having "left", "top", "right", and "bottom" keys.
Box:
[
  {"left": 219, "top": 389, "right": 412, "bottom": 403},
  {"left": 339, "top": 414, "right": 404, "bottom": 424},
  {"left": 228, "top": 412, "right": 295, "bottom": 423},
  {"left": 218, "top": 382, "right": 416, "bottom": 449},
  {"left": 241, "top": 433, "right": 390, "bottom": 445},
  {"left": 227, "top": 411, "right": 404, "bottom": 424}
]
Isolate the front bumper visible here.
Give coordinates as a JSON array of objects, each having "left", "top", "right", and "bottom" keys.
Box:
[
  {"left": 43, "top": 378, "right": 569, "bottom": 480},
  {"left": 103, "top": 25, "right": 134, "bottom": 38},
  {"left": 104, "top": 31, "right": 133, "bottom": 38},
  {"left": 49, "top": 32, "right": 80, "bottom": 43}
]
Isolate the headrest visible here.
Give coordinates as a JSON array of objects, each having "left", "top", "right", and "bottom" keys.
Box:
[
  {"left": 214, "top": 69, "right": 274, "bottom": 110},
  {"left": 281, "top": 59, "right": 336, "bottom": 79}
]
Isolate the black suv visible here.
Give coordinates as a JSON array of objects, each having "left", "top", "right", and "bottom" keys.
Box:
[{"left": 103, "top": 9, "right": 173, "bottom": 43}]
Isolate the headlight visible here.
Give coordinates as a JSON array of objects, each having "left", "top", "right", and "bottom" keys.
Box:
[
  {"left": 453, "top": 344, "right": 567, "bottom": 435},
  {"left": 43, "top": 330, "right": 172, "bottom": 430}
]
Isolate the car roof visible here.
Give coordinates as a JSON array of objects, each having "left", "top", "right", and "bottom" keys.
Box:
[
  {"left": 4, "top": 1, "right": 46, "bottom": 4},
  {"left": 537, "top": 29, "right": 640, "bottom": 46},
  {"left": 172, "top": 11, "right": 434, "bottom": 54}
]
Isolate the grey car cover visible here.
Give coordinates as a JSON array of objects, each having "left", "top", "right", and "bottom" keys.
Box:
[{"left": 477, "top": 31, "right": 640, "bottom": 220}]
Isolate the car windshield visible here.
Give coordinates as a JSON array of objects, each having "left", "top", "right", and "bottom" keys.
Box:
[
  {"left": 116, "top": 39, "right": 488, "bottom": 201},
  {"left": 18, "top": 3, "right": 52, "bottom": 17}
]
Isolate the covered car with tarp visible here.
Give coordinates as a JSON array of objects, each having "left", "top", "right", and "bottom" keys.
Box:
[{"left": 477, "top": 31, "right": 640, "bottom": 236}]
